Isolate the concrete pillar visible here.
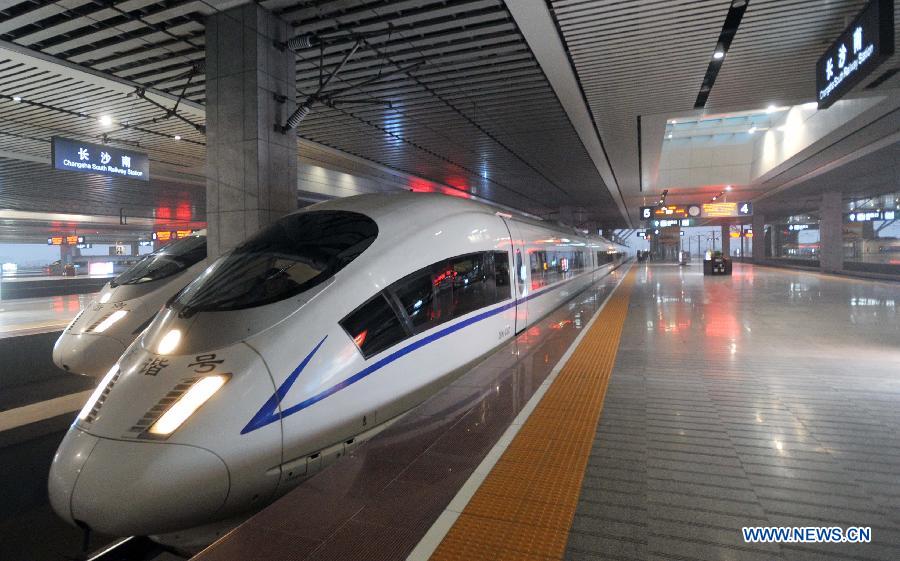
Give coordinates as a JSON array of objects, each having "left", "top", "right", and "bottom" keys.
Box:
[
  {"left": 60, "top": 245, "right": 70, "bottom": 264},
  {"left": 205, "top": 5, "right": 297, "bottom": 259},
  {"left": 721, "top": 224, "right": 730, "bottom": 257},
  {"left": 751, "top": 213, "right": 765, "bottom": 261},
  {"left": 819, "top": 191, "right": 843, "bottom": 273}
]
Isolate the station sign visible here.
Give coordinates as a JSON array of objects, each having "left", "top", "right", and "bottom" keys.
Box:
[
  {"left": 701, "top": 202, "right": 753, "bottom": 218},
  {"left": 653, "top": 218, "right": 694, "bottom": 228},
  {"left": 787, "top": 224, "right": 815, "bottom": 231},
  {"left": 847, "top": 209, "right": 895, "bottom": 222},
  {"left": 51, "top": 136, "right": 149, "bottom": 181},
  {"left": 816, "top": 0, "right": 894, "bottom": 109}
]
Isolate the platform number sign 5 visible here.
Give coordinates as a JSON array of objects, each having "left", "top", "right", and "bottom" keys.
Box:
[{"left": 738, "top": 202, "right": 753, "bottom": 216}]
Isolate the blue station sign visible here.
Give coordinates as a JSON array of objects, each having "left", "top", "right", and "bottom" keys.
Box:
[
  {"left": 51, "top": 136, "right": 149, "bottom": 181},
  {"left": 815, "top": 0, "right": 894, "bottom": 109}
]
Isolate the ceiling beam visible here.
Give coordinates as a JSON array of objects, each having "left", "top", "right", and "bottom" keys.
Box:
[
  {"left": 0, "top": 39, "right": 205, "bottom": 119},
  {"left": 505, "top": 0, "right": 631, "bottom": 227}
]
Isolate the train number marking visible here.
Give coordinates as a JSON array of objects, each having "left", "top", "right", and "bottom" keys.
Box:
[
  {"left": 498, "top": 325, "right": 511, "bottom": 339},
  {"left": 139, "top": 357, "right": 169, "bottom": 376},
  {"left": 189, "top": 353, "right": 224, "bottom": 373}
]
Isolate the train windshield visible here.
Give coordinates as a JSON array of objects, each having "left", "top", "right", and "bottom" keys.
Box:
[
  {"left": 171, "top": 211, "right": 378, "bottom": 315},
  {"left": 111, "top": 236, "right": 207, "bottom": 287}
]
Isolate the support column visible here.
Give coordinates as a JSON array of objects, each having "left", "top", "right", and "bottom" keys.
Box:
[
  {"left": 721, "top": 224, "right": 730, "bottom": 257},
  {"left": 751, "top": 213, "right": 765, "bottom": 262},
  {"left": 819, "top": 191, "right": 843, "bottom": 273},
  {"left": 205, "top": 5, "right": 297, "bottom": 259},
  {"left": 60, "top": 244, "right": 73, "bottom": 265}
]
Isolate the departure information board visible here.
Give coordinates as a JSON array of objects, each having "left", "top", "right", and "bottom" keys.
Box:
[
  {"left": 639, "top": 204, "right": 701, "bottom": 221},
  {"left": 701, "top": 202, "right": 753, "bottom": 218}
]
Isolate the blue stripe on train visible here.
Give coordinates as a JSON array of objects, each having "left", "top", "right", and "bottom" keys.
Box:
[{"left": 241, "top": 269, "right": 597, "bottom": 434}]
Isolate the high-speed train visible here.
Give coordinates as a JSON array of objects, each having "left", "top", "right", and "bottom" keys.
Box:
[
  {"left": 49, "top": 193, "right": 628, "bottom": 546},
  {"left": 52, "top": 232, "right": 207, "bottom": 377}
]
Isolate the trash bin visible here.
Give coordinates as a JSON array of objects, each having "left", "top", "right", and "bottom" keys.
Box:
[{"left": 703, "top": 252, "right": 731, "bottom": 275}]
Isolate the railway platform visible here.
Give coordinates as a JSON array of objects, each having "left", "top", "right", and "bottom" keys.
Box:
[{"left": 191, "top": 262, "right": 900, "bottom": 561}]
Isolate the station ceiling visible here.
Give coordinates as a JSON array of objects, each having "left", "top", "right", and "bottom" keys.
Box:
[{"left": 0, "top": 0, "right": 898, "bottom": 234}]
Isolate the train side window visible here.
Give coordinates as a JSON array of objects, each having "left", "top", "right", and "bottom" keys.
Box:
[
  {"left": 393, "top": 252, "right": 490, "bottom": 334},
  {"left": 340, "top": 293, "right": 408, "bottom": 359},
  {"left": 515, "top": 249, "right": 525, "bottom": 296},
  {"left": 493, "top": 251, "right": 511, "bottom": 300}
]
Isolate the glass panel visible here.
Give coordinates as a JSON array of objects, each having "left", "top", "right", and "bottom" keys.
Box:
[
  {"left": 768, "top": 216, "right": 820, "bottom": 260},
  {"left": 111, "top": 235, "right": 206, "bottom": 286},
  {"left": 394, "top": 252, "right": 491, "bottom": 333},
  {"left": 515, "top": 249, "right": 525, "bottom": 296},
  {"left": 843, "top": 194, "right": 900, "bottom": 269},
  {"left": 172, "top": 211, "right": 377, "bottom": 315},
  {"left": 493, "top": 251, "right": 511, "bottom": 301},
  {"left": 340, "top": 294, "right": 407, "bottom": 358}
]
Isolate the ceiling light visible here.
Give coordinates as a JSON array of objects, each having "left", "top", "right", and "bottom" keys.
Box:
[
  {"left": 671, "top": 119, "right": 678, "bottom": 124},
  {"left": 667, "top": 134, "right": 673, "bottom": 139},
  {"left": 766, "top": 105, "right": 777, "bottom": 114},
  {"left": 802, "top": 102, "right": 818, "bottom": 110},
  {"left": 12, "top": 96, "right": 21, "bottom": 102},
  {"left": 712, "top": 196, "right": 718, "bottom": 201},
  {"left": 713, "top": 51, "right": 725, "bottom": 60},
  {"left": 98, "top": 114, "right": 113, "bottom": 126},
  {"left": 173, "top": 135, "right": 181, "bottom": 140},
  {"left": 725, "top": 185, "right": 733, "bottom": 191},
  {"left": 748, "top": 126, "right": 757, "bottom": 134}
]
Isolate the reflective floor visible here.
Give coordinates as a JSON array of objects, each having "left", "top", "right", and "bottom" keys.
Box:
[
  {"left": 0, "top": 294, "right": 89, "bottom": 337},
  {"left": 194, "top": 268, "right": 629, "bottom": 561},
  {"left": 567, "top": 263, "right": 900, "bottom": 561}
]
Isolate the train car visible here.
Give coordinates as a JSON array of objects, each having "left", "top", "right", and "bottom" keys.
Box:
[
  {"left": 52, "top": 232, "right": 208, "bottom": 377},
  {"left": 48, "top": 193, "right": 627, "bottom": 547}
]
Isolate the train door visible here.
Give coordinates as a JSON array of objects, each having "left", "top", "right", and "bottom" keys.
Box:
[{"left": 502, "top": 219, "right": 529, "bottom": 334}]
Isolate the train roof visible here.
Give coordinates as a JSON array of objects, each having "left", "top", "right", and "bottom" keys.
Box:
[{"left": 300, "top": 192, "right": 621, "bottom": 248}]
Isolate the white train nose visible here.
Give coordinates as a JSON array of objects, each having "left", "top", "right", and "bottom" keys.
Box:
[
  {"left": 49, "top": 428, "right": 230, "bottom": 536},
  {"left": 48, "top": 428, "right": 99, "bottom": 527},
  {"left": 52, "top": 333, "right": 126, "bottom": 377}
]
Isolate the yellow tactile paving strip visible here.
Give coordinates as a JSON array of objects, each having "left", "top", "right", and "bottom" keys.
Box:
[{"left": 430, "top": 269, "right": 636, "bottom": 561}]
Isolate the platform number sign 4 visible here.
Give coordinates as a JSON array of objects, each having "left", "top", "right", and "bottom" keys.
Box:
[{"left": 738, "top": 202, "right": 753, "bottom": 216}]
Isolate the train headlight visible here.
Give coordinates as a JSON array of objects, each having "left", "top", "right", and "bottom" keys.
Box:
[
  {"left": 77, "top": 365, "right": 120, "bottom": 421},
  {"left": 148, "top": 375, "right": 228, "bottom": 436},
  {"left": 92, "top": 310, "right": 128, "bottom": 333},
  {"left": 157, "top": 329, "right": 182, "bottom": 355}
]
